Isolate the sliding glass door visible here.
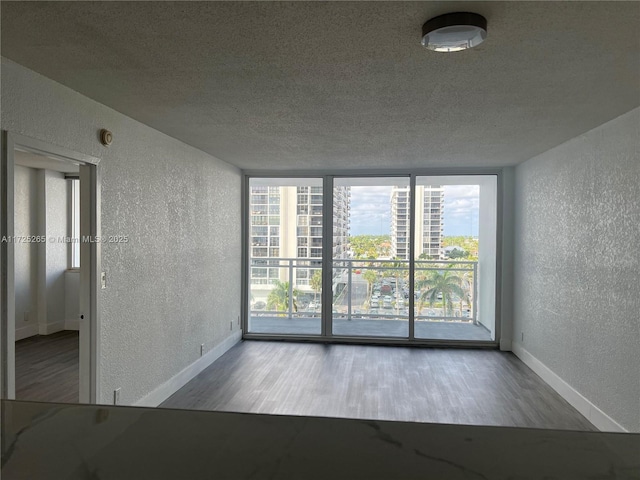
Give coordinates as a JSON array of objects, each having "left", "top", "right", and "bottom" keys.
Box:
[
  {"left": 331, "top": 177, "right": 410, "bottom": 338},
  {"left": 247, "top": 178, "right": 323, "bottom": 335},
  {"left": 245, "top": 174, "right": 498, "bottom": 344},
  {"left": 413, "top": 176, "right": 496, "bottom": 341}
]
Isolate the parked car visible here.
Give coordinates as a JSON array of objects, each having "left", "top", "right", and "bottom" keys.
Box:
[{"left": 253, "top": 301, "right": 266, "bottom": 310}]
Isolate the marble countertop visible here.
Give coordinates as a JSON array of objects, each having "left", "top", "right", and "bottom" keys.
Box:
[{"left": 2, "top": 400, "right": 638, "bottom": 479}]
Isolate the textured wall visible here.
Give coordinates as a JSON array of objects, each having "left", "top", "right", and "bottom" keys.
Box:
[
  {"left": 513, "top": 108, "right": 640, "bottom": 432},
  {"left": 1, "top": 58, "right": 242, "bottom": 405}
]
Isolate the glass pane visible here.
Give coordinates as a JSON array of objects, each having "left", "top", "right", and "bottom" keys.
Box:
[
  {"left": 413, "top": 176, "right": 495, "bottom": 341},
  {"left": 332, "top": 177, "right": 409, "bottom": 338},
  {"left": 71, "top": 179, "right": 80, "bottom": 268},
  {"left": 248, "top": 178, "right": 323, "bottom": 335}
]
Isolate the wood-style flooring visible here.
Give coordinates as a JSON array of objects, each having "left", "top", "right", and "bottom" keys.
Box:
[
  {"left": 161, "top": 340, "right": 596, "bottom": 431},
  {"left": 15, "top": 330, "right": 79, "bottom": 404}
]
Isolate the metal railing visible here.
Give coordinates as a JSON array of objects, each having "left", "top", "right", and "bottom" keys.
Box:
[{"left": 249, "top": 257, "right": 477, "bottom": 323}]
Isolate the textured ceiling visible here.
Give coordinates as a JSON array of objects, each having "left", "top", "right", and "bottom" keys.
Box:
[{"left": 1, "top": 1, "right": 639, "bottom": 171}]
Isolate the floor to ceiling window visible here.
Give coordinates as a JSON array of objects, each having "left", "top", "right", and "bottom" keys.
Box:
[
  {"left": 413, "top": 176, "right": 497, "bottom": 341},
  {"left": 247, "top": 177, "right": 323, "bottom": 335},
  {"left": 331, "top": 177, "right": 410, "bottom": 338},
  {"left": 245, "top": 174, "right": 498, "bottom": 344}
]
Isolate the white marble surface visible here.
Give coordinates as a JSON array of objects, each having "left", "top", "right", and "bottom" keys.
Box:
[{"left": 2, "top": 400, "right": 639, "bottom": 480}]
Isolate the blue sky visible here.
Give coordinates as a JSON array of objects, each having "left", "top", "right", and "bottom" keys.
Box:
[{"left": 348, "top": 185, "right": 479, "bottom": 237}]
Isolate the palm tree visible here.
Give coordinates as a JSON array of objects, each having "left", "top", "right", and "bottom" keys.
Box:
[
  {"left": 310, "top": 270, "right": 322, "bottom": 303},
  {"left": 363, "top": 269, "right": 377, "bottom": 299},
  {"left": 383, "top": 257, "right": 408, "bottom": 312},
  {"left": 266, "top": 280, "right": 299, "bottom": 316},
  {"left": 416, "top": 269, "right": 466, "bottom": 319}
]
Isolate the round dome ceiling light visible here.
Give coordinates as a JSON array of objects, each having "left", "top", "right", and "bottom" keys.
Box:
[{"left": 421, "top": 12, "right": 487, "bottom": 52}]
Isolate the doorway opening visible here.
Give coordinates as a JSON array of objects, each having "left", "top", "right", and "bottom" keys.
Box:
[
  {"left": 1, "top": 132, "right": 101, "bottom": 403},
  {"left": 14, "top": 151, "right": 80, "bottom": 402}
]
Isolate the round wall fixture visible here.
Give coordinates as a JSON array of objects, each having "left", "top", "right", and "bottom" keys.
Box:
[
  {"left": 100, "top": 129, "right": 113, "bottom": 147},
  {"left": 421, "top": 12, "right": 487, "bottom": 52}
]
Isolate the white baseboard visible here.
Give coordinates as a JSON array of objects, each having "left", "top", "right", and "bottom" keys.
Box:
[
  {"left": 38, "top": 320, "right": 65, "bottom": 335},
  {"left": 512, "top": 342, "right": 627, "bottom": 433},
  {"left": 64, "top": 318, "right": 80, "bottom": 331},
  {"left": 15, "top": 324, "right": 39, "bottom": 341},
  {"left": 133, "top": 330, "right": 243, "bottom": 407}
]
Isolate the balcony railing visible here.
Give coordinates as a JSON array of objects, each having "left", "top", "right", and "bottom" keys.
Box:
[{"left": 249, "top": 257, "right": 477, "bottom": 324}]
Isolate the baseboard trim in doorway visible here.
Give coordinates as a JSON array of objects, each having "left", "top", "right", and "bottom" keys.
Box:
[
  {"left": 15, "top": 324, "right": 39, "bottom": 341},
  {"left": 38, "top": 321, "right": 65, "bottom": 335},
  {"left": 133, "top": 330, "right": 242, "bottom": 407},
  {"left": 512, "top": 342, "right": 627, "bottom": 433}
]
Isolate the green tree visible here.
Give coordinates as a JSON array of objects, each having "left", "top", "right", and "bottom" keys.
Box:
[
  {"left": 448, "top": 248, "right": 467, "bottom": 259},
  {"left": 363, "top": 269, "right": 377, "bottom": 299},
  {"left": 416, "top": 269, "right": 466, "bottom": 318},
  {"left": 442, "top": 236, "right": 478, "bottom": 260},
  {"left": 310, "top": 270, "right": 322, "bottom": 303},
  {"left": 382, "top": 257, "right": 408, "bottom": 312},
  {"left": 267, "top": 280, "right": 299, "bottom": 314},
  {"left": 349, "top": 234, "right": 391, "bottom": 259}
]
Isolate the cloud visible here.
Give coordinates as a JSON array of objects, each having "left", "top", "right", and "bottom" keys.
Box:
[
  {"left": 345, "top": 184, "right": 480, "bottom": 236},
  {"left": 443, "top": 185, "right": 479, "bottom": 236},
  {"left": 349, "top": 186, "right": 393, "bottom": 235}
]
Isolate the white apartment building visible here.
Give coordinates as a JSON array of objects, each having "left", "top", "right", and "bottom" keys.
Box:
[
  {"left": 250, "top": 185, "right": 350, "bottom": 294},
  {"left": 332, "top": 186, "right": 351, "bottom": 260},
  {"left": 390, "top": 185, "right": 444, "bottom": 260}
]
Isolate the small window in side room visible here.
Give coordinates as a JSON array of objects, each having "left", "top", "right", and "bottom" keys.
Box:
[{"left": 70, "top": 178, "right": 80, "bottom": 268}]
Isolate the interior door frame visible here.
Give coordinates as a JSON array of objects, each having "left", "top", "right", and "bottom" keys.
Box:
[{"left": 1, "top": 131, "right": 101, "bottom": 403}]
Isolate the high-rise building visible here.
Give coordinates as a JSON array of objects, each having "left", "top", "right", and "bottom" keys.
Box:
[
  {"left": 390, "top": 186, "right": 411, "bottom": 259},
  {"left": 249, "top": 185, "right": 350, "bottom": 293},
  {"left": 390, "top": 185, "right": 444, "bottom": 260},
  {"left": 332, "top": 186, "right": 351, "bottom": 260}
]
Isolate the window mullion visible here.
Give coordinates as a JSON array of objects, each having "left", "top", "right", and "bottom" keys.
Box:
[
  {"left": 408, "top": 174, "right": 416, "bottom": 340},
  {"left": 321, "top": 175, "right": 333, "bottom": 337}
]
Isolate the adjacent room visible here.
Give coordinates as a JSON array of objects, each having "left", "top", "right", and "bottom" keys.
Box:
[
  {"left": 1, "top": 3, "right": 638, "bottom": 474},
  {"left": 13, "top": 150, "right": 81, "bottom": 404}
]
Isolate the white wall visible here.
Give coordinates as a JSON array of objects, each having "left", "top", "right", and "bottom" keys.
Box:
[
  {"left": 476, "top": 176, "right": 497, "bottom": 338},
  {"left": 513, "top": 108, "right": 640, "bottom": 432},
  {"left": 64, "top": 270, "right": 80, "bottom": 330},
  {"left": 2, "top": 58, "right": 243, "bottom": 405},
  {"left": 14, "top": 165, "right": 39, "bottom": 340},
  {"left": 14, "top": 166, "right": 69, "bottom": 338},
  {"left": 42, "top": 170, "right": 68, "bottom": 334}
]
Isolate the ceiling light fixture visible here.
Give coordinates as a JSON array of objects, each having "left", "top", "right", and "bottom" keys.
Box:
[{"left": 421, "top": 12, "right": 487, "bottom": 52}]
